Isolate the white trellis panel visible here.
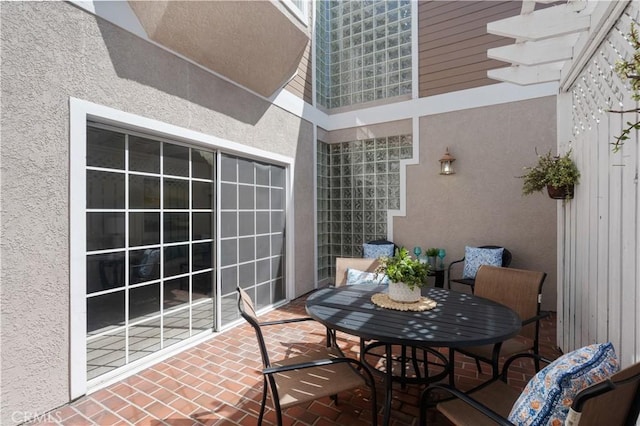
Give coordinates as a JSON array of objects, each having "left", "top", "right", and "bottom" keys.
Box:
[{"left": 563, "top": 0, "right": 640, "bottom": 367}]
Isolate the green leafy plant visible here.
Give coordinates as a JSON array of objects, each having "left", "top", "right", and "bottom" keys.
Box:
[
  {"left": 520, "top": 149, "right": 580, "bottom": 197},
  {"left": 611, "top": 23, "right": 640, "bottom": 153},
  {"left": 425, "top": 248, "right": 439, "bottom": 257},
  {"left": 375, "top": 247, "right": 429, "bottom": 290}
]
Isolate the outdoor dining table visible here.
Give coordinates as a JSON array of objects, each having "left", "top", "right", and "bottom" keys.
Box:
[{"left": 305, "top": 284, "right": 521, "bottom": 425}]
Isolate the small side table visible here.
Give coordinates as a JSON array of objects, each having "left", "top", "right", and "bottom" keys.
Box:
[{"left": 428, "top": 268, "right": 445, "bottom": 288}]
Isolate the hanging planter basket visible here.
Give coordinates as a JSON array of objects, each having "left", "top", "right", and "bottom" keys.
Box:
[{"left": 547, "top": 184, "right": 574, "bottom": 200}]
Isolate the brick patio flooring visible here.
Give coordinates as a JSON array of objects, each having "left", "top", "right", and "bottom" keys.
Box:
[{"left": 32, "top": 292, "right": 560, "bottom": 426}]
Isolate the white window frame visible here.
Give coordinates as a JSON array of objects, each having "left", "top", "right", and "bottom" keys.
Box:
[
  {"left": 69, "top": 98, "right": 295, "bottom": 398},
  {"left": 281, "top": 0, "right": 308, "bottom": 26}
]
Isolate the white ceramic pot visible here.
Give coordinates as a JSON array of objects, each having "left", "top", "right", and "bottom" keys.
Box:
[{"left": 388, "top": 281, "right": 421, "bottom": 303}]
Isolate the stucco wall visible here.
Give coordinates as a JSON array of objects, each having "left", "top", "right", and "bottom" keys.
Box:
[
  {"left": 0, "top": 2, "right": 313, "bottom": 422},
  {"left": 394, "top": 96, "right": 558, "bottom": 311}
]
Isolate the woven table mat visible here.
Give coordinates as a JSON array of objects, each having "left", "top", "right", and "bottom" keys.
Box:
[{"left": 371, "top": 293, "right": 437, "bottom": 312}]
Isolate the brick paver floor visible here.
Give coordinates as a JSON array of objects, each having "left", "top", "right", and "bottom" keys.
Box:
[{"left": 31, "top": 292, "right": 560, "bottom": 425}]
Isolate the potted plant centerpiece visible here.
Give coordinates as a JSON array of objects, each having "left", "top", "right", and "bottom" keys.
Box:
[
  {"left": 520, "top": 149, "right": 580, "bottom": 199},
  {"left": 375, "top": 247, "right": 429, "bottom": 303}
]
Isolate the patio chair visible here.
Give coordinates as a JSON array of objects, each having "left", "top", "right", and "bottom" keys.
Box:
[
  {"left": 420, "top": 344, "right": 640, "bottom": 426},
  {"left": 362, "top": 239, "right": 398, "bottom": 258},
  {"left": 333, "top": 257, "right": 383, "bottom": 356},
  {"left": 450, "top": 265, "right": 547, "bottom": 380},
  {"left": 447, "top": 245, "right": 512, "bottom": 293},
  {"left": 236, "top": 287, "right": 378, "bottom": 426}
]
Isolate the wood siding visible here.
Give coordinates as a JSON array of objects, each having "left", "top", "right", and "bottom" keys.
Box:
[
  {"left": 561, "top": 1, "right": 640, "bottom": 367},
  {"left": 285, "top": 38, "right": 313, "bottom": 103},
  {"left": 418, "top": 1, "right": 522, "bottom": 97}
]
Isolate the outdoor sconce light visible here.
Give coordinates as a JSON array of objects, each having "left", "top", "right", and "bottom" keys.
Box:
[{"left": 439, "top": 147, "right": 456, "bottom": 175}]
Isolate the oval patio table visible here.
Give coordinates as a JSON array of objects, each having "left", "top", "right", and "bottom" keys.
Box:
[{"left": 305, "top": 284, "right": 521, "bottom": 425}]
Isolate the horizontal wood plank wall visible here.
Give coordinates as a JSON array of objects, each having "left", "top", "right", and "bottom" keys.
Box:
[
  {"left": 285, "top": 39, "right": 313, "bottom": 103},
  {"left": 562, "top": 1, "right": 639, "bottom": 367},
  {"left": 418, "top": 0, "right": 522, "bottom": 97}
]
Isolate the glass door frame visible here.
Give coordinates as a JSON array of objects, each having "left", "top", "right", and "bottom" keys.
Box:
[{"left": 70, "top": 98, "right": 295, "bottom": 398}]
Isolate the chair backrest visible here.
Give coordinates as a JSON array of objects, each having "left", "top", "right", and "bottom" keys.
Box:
[
  {"left": 478, "top": 245, "right": 512, "bottom": 267},
  {"left": 366, "top": 239, "right": 398, "bottom": 250},
  {"left": 474, "top": 265, "right": 546, "bottom": 340},
  {"left": 335, "top": 257, "right": 380, "bottom": 286},
  {"left": 568, "top": 361, "right": 640, "bottom": 425},
  {"left": 236, "top": 287, "right": 272, "bottom": 369}
]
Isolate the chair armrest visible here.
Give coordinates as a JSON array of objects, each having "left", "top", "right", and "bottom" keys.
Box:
[
  {"left": 446, "top": 258, "right": 465, "bottom": 288},
  {"left": 259, "top": 317, "right": 316, "bottom": 327},
  {"left": 422, "top": 383, "right": 514, "bottom": 426},
  {"left": 447, "top": 258, "right": 465, "bottom": 274},
  {"left": 521, "top": 311, "right": 551, "bottom": 327},
  {"left": 263, "top": 356, "right": 367, "bottom": 375}
]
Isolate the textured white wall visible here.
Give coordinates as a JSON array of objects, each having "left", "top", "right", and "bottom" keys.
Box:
[
  {"left": 394, "top": 97, "right": 558, "bottom": 311},
  {"left": 0, "top": 2, "right": 313, "bottom": 423}
]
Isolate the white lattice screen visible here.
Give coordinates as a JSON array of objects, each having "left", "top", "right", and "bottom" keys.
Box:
[{"left": 563, "top": 0, "right": 640, "bottom": 367}]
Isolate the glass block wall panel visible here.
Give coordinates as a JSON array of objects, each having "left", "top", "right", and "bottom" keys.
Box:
[
  {"left": 316, "top": 0, "right": 412, "bottom": 109},
  {"left": 317, "top": 142, "right": 331, "bottom": 282},
  {"left": 219, "top": 155, "right": 286, "bottom": 325},
  {"left": 85, "top": 125, "right": 215, "bottom": 380},
  {"left": 317, "top": 135, "right": 412, "bottom": 280}
]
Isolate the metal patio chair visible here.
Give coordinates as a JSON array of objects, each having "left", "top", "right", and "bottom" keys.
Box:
[
  {"left": 447, "top": 245, "right": 512, "bottom": 293},
  {"left": 420, "top": 352, "right": 640, "bottom": 426},
  {"left": 236, "top": 287, "right": 378, "bottom": 426},
  {"left": 450, "top": 265, "right": 548, "bottom": 380}
]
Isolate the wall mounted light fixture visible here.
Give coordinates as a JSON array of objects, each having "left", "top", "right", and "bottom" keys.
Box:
[{"left": 439, "top": 147, "right": 456, "bottom": 175}]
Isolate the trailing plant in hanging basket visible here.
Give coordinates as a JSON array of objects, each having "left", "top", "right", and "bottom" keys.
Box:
[{"left": 519, "top": 149, "right": 580, "bottom": 199}]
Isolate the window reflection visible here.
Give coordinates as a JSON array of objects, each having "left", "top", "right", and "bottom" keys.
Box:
[
  {"left": 87, "top": 127, "right": 125, "bottom": 169},
  {"left": 87, "top": 170, "right": 125, "bottom": 209},
  {"left": 130, "top": 248, "right": 161, "bottom": 284},
  {"left": 87, "top": 212, "right": 125, "bottom": 251},
  {"left": 164, "top": 144, "right": 189, "bottom": 177},
  {"left": 87, "top": 291, "right": 125, "bottom": 333},
  {"left": 129, "top": 175, "right": 160, "bottom": 209},
  {"left": 164, "top": 178, "right": 189, "bottom": 209},
  {"left": 129, "top": 136, "right": 160, "bottom": 173},
  {"left": 87, "top": 252, "right": 125, "bottom": 293},
  {"left": 129, "top": 212, "right": 160, "bottom": 247},
  {"left": 164, "top": 213, "right": 189, "bottom": 243},
  {"left": 164, "top": 245, "right": 189, "bottom": 278},
  {"left": 129, "top": 283, "right": 160, "bottom": 321}
]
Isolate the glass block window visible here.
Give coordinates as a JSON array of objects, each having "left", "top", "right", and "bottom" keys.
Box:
[
  {"left": 316, "top": 0, "right": 412, "bottom": 109},
  {"left": 317, "top": 142, "right": 331, "bottom": 282},
  {"left": 317, "top": 135, "right": 412, "bottom": 280},
  {"left": 218, "top": 154, "right": 286, "bottom": 325},
  {"left": 85, "top": 125, "right": 215, "bottom": 380}
]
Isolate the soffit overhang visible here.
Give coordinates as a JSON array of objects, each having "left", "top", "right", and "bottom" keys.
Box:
[
  {"left": 128, "top": 0, "right": 310, "bottom": 97},
  {"left": 485, "top": 0, "right": 628, "bottom": 88}
]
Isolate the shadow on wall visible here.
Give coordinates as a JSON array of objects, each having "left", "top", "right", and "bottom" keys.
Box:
[{"left": 94, "top": 15, "right": 272, "bottom": 126}]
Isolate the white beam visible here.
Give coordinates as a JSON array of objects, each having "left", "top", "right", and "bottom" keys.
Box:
[
  {"left": 488, "top": 34, "right": 581, "bottom": 66},
  {"left": 488, "top": 64, "right": 563, "bottom": 85},
  {"left": 488, "top": 2, "right": 593, "bottom": 41}
]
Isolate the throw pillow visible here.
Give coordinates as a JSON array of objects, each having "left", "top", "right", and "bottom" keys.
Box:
[
  {"left": 462, "top": 246, "right": 504, "bottom": 279},
  {"left": 507, "top": 342, "right": 619, "bottom": 426},
  {"left": 363, "top": 243, "right": 395, "bottom": 259},
  {"left": 346, "top": 268, "right": 389, "bottom": 286}
]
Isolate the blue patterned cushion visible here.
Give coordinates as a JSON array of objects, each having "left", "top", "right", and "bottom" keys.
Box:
[
  {"left": 507, "top": 342, "right": 619, "bottom": 426},
  {"left": 363, "top": 243, "right": 395, "bottom": 259},
  {"left": 346, "top": 268, "right": 389, "bottom": 286},
  {"left": 462, "top": 246, "right": 504, "bottom": 279}
]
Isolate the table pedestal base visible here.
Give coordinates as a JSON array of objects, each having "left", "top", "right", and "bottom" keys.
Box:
[{"left": 362, "top": 342, "right": 450, "bottom": 425}]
